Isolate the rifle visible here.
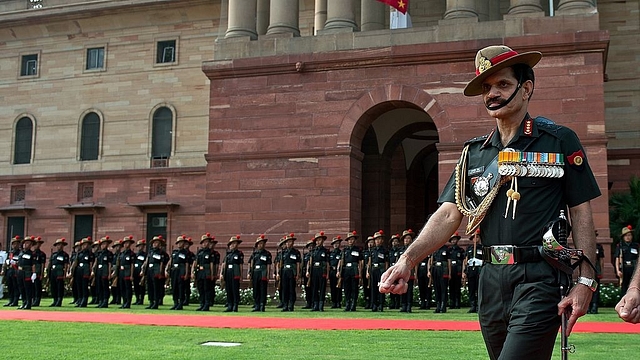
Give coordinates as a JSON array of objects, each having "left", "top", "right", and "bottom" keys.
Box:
[
  {"left": 111, "top": 251, "right": 121, "bottom": 288},
  {"left": 618, "top": 241, "right": 624, "bottom": 287},
  {"left": 68, "top": 254, "right": 78, "bottom": 288},
  {"left": 336, "top": 249, "right": 344, "bottom": 289}
]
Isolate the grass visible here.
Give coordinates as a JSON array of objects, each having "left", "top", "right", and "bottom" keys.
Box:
[{"left": 1, "top": 299, "right": 635, "bottom": 360}]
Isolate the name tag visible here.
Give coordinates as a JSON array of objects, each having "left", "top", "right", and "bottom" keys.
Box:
[
  {"left": 441, "top": 252, "right": 446, "bottom": 256},
  {"left": 351, "top": 251, "right": 359, "bottom": 256},
  {"left": 178, "top": 254, "right": 186, "bottom": 259},
  {"left": 79, "top": 263, "right": 84, "bottom": 267},
  {"left": 451, "top": 261, "right": 457, "bottom": 265},
  {"left": 632, "top": 248, "right": 638, "bottom": 255},
  {"left": 103, "top": 256, "right": 108, "bottom": 261},
  {"left": 435, "top": 261, "right": 442, "bottom": 266},
  {"left": 98, "top": 264, "right": 103, "bottom": 269},
  {"left": 377, "top": 253, "right": 384, "bottom": 259},
  {"left": 233, "top": 255, "right": 239, "bottom": 260},
  {"left": 255, "top": 265, "right": 261, "bottom": 269},
  {"left": 285, "top": 264, "right": 292, "bottom": 269},
  {"left": 228, "top": 264, "right": 233, "bottom": 269},
  {"left": 321, "top": 253, "right": 325, "bottom": 257},
  {"left": 23, "top": 254, "right": 31, "bottom": 259},
  {"left": 135, "top": 264, "right": 139, "bottom": 268},
  {"left": 137, "top": 256, "right": 145, "bottom": 261},
  {"left": 260, "top": 255, "right": 267, "bottom": 261},
  {"left": 421, "top": 262, "right": 426, "bottom": 266},
  {"left": 125, "top": 257, "right": 130, "bottom": 261},
  {"left": 477, "top": 250, "right": 483, "bottom": 255},
  {"left": 174, "top": 264, "right": 179, "bottom": 268},
  {"left": 346, "top": 263, "right": 352, "bottom": 267},
  {"left": 149, "top": 264, "right": 154, "bottom": 268},
  {"left": 57, "top": 256, "right": 64, "bottom": 261},
  {"left": 314, "top": 262, "right": 320, "bottom": 266},
  {"left": 153, "top": 254, "right": 161, "bottom": 260},
  {"left": 205, "top": 255, "right": 210, "bottom": 259},
  {"left": 52, "top": 265, "right": 57, "bottom": 269},
  {"left": 289, "top": 255, "right": 297, "bottom": 260}
]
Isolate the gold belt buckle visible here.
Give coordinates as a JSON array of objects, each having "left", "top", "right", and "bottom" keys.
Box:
[{"left": 490, "top": 245, "right": 515, "bottom": 265}]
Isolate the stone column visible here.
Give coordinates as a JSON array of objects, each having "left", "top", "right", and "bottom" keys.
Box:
[
  {"left": 257, "top": 0, "right": 270, "bottom": 35},
  {"left": 557, "top": 0, "right": 596, "bottom": 13},
  {"left": 314, "top": 0, "right": 327, "bottom": 34},
  {"left": 324, "top": 0, "right": 358, "bottom": 31},
  {"left": 443, "top": 0, "right": 478, "bottom": 19},
  {"left": 508, "top": 0, "right": 543, "bottom": 14},
  {"left": 361, "top": 0, "right": 385, "bottom": 31},
  {"left": 225, "top": 0, "right": 258, "bottom": 40},
  {"left": 266, "top": 0, "right": 300, "bottom": 36}
]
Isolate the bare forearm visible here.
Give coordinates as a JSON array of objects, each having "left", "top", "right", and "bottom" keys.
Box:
[{"left": 569, "top": 201, "right": 596, "bottom": 278}]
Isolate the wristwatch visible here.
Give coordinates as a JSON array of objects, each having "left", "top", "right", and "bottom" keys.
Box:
[{"left": 576, "top": 276, "right": 598, "bottom": 292}]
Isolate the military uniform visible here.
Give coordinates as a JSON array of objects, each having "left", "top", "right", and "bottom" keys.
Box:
[
  {"left": 274, "top": 237, "right": 287, "bottom": 308},
  {"left": 16, "top": 238, "right": 36, "bottom": 309},
  {"left": 195, "top": 234, "right": 216, "bottom": 311},
  {"left": 249, "top": 235, "right": 272, "bottom": 312},
  {"left": 133, "top": 239, "right": 147, "bottom": 305},
  {"left": 439, "top": 114, "right": 600, "bottom": 358},
  {"left": 448, "top": 235, "right": 465, "bottom": 309},
  {"left": 430, "top": 244, "right": 450, "bottom": 313},
  {"left": 75, "top": 238, "right": 95, "bottom": 307},
  {"left": 588, "top": 242, "right": 605, "bottom": 314},
  {"left": 280, "top": 234, "right": 301, "bottom": 312},
  {"left": 3, "top": 237, "right": 22, "bottom": 307},
  {"left": 399, "top": 229, "right": 417, "bottom": 313},
  {"left": 48, "top": 238, "right": 70, "bottom": 307},
  {"left": 388, "top": 235, "right": 402, "bottom": 310},
  {"left": 144, "top": 236, "right": 168, "bottom": 309},
  {"left": 328, "top": 236, "right": 343, "bottom": 308},
  {"left": 301, "top": 240, "right": 314, "bottom": 309},
  {"left": 109, "top": 241, "right": 122, "bottom": 305},
  {"left": 368, "top": 231, "right": 389, "bottom": 312},
  {"left": 615, "top": 237, "right": 638, "bottom": 296},
  {"left": 362, "top": 237, "right": 374, "bottom": 309},
  {"left": 94, "top": 237, "right": 114, "bottom": 308},
  {"left": 416, "top": 254, "right": 432, "bottom": 309},
  {"left": 222, "top": 236, "right": 244, "bottom": 312},
  {"left": 464, "top": 231, "right": 483, "bottom": 313},
  {"left": 32, "top": 238, "right": 46, "bottom": 307},
  {"left": 168, "top": 236, "right": 191, "bottom": 310},
  {"left": 339, "top": 232, "right": 362, "bottom": 311},
  {"left": 118, "top": 236, "right": 136, "bottom": 308},
  {"left": 308, "top": 232, "right": 329, "bottom": 311}
]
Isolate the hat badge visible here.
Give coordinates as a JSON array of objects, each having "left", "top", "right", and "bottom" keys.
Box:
[{"left": 477, "top": 55, "right": 492, "bottom": 74}]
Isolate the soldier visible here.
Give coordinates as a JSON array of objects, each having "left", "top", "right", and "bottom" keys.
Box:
[
  {"left": 109, "top": 239, "right": 123, "bottom": 305},
  {"left": 416, "top": 252, "right": 432, "bottom": 310},
  {"left": 93, "top": 236, "right": 113, "bottom": 308},
  {"left": 367, "top": 230, "right": 389, "bottom": 312},
  {"left": 588, "top": 230, "right": 605, "bottom": 314},
  {"left": 89, "top": 239, "right": 100, "bottom": 305},
  {"left": 166, "top": 235, "right": 191, "bottom": 310},
  {"left": 307, "top": 231, "right": 329, "bottom": 312},
  {"left": 3, "top": 236, "right": 22, "bottom": 307},
  {"left": 75, "top": 237, "right": 95, "bottom": 307},
  {"left": 328, "top": 235, "right": 343, "bottom": 308},
  {"left": 209, "top": 236, "right": 221, "bottom": 308},
  {"left": 388, "top": 234, "right": 402, "bottom": 309},
  {"left": 183, "top": 237, "right": 196, "bottom": 306},
  {"left": 221, "top": 235, "right": 243, "bottom": 312},
  {"left": 362, "top": 236, "right": 375, "bottom": 309},
  {"left": 279, "top": 233, "right": 301, "bottom": 312},
  {"left": 48, "top": 238, "right": 70, "bottom": 307},
  {"left": 274, "top": 236, "right": 287, "bottom": 308},
  {"left": 31, "top": 237, "right": 46, "bottom": 307},
  {"left": 448, "top": 232, "right": 465, "bottom": 309},
  {"left": 132, "top": 239, "right": 147, "bottom": 305},
  {"left": 399, "top": 229, "right": 416, "bottom": 313},
  {"left": 0, "top": 242, "right": 5, "bottom": 301},
  {"left": 141, "top": 235, "right": 168, "bottom": 309},
  {"left": 301, "top": 238, "right": 315, "bottom": 309},
  {"left": 195, "top": 233, "right": 215, "bottom": 311},
  {"left": 16, "top": 236, "right": 36, "bottom": 309},
  {"left": 66, "top": 241, "right": 80, "bottom": 305},
  {"left": 463, "top": 229, "right": 483, "bottom": 313},
  {"left": 337, "top": 231, "right": 362, "bottom": 311},
  {"left": 118, "top": 236, "right": 136, "bottom": 308},
  {"left": 616, "top": 225, "right": 638, "bottom": 297},
  {"left": 430, "top": 237, "right": 452, "bottom": 313},
  {"left": 248, "top": 234, "right": 272, "bottom": 312}
]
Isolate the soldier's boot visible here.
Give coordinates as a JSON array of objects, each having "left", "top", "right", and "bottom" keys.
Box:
[
  {"left": 303, "top": 300, "right": 312, "bottom": 309},
  {"left": 320, "top": 301, "right": 325, "bottom": 312},
  {"left": 175, "top": 303, "right": 183, "bottom": 310},
  {"left": 21, "top": 300, "right": 32, "bottom": 310},
  {"left": 407, "top": 302, "right": 412, "bottom": 313},
  {"left": 233, "top": 303, "right": 238, "bottom": 312},
  {"left": 90, "top": 297, "right": 98, "bottom": 305},
  {"left": 343, "top": 301, "right": 351, "bottom": 312},
  {"left": 201, "top": 304, "right": 210, "bottom": 311},
  {"left": 260, "top": 304, "right": 265, "bottom": 312},
  {"left": 224, "top": 304, "right": 233, "bottom": 312},
  {"left": 252, "top": 302, "right": 260, "bottom": 312},
  {"left": 288, "top": 301, "right": 295, "bottom": 312},
  {"left": 434, "top": 302, "right": 441, "bottom": 313},
  {"left": 351, "top": 302, "right": 357, "bottom": 311},
  {"left": 169, "top": 302, "right": 178, "bottom": 310},
  {"left": 441, "top": 304, "right": 447, "bottom": 313},
  {"left": 150, "top": 302, "right": 159, "bottom": 309},
  {"left": 276, "top": 301, "right": 284, "bottom": 308},
  {"left": 371, "top": 304, "right": 378, "bottom": 312},
  {"left": 49, "top": 298, "right": 58, "bottom": 307},
  {"left": 311, "top": 301, "right": 319, "bottom": 311},
  {"left": 196, "top": 300, "right": 204, "bottom": 311},
  {"left": 400, "top": 304, "right": 407, "bottom": 313}
]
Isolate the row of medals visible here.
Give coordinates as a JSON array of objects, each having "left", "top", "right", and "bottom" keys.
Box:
[{"left": 497, "top": 150, "right": 565, "bottom": 179}]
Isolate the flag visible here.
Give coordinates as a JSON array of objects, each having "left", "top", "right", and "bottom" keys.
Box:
[{"left": 376, "top": 0, "right": 409, "bottom": 15}]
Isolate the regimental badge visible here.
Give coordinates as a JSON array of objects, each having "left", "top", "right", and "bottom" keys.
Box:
[
  {"left": 478, "top": 55, "right": 492, "bottom": 74},
  {"left": 473, "top": 174, "right": 492, "bottom": 197},
  {"left": 567, "top": 150, "right": 585, "bottom": 171}
]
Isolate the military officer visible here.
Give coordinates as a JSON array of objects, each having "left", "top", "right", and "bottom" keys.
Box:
[
  {"left": 362, "top": 236, "right": 375, "bottom": 309},
  {"left": 248, "top": 234, "right": 272, "bottom": 312},
  {"left": 388, "top": 234, "right": 403, "bottom": 310},
  {"left": 3, "top": 236, "right": 22, "bottom": 307},
  {"left": 133, "top": 239, "right": 147, "bottom": 305},
  {"left": 31, "top": 237, "right": 46, "bottom": 307},
  {"left": 194, "top": 233, "right": 215, "bottom": 311},
  {"left": 307, "top": 231, "right": 329, "bottom": 311},
  {"left": 48, "top": 238, "right": 70, "bottom": 307},
  {"left": 448, "top": 232, "right": 465, "bottom": 309},
  {"left": 328, "top": 235, "right": 343, "bottom": 308},
  {"left": 301, "top": 238, "right": 315, "bottom": 309},
  {"left": 367, "top": 230, "right": 389, "bottom": 312},
  {"left": 279, "top": 233, "right": 301, "bottom": 312},
  {"left": 430, "top": 237, "right": 452, "bottom": 313},
  {"left": 463, "top": 229, "right": 483, "bottom": 313},
  {"left": 221, "top": 235, "right": 243, "bottom": 312},
  {"left": 75, "top": 237, "right": 95, "bottom": 308},
  {"left": 118, "top": 236, "right": 136, "bottom": 308},
  {"left": 16, "top": 236, "right": 36, "bottom": 309},
  {"left": 399, "top": 229, "right": 416, "bottom": 313},
  {"left": 141, "top": 235, "right": 168, "bottom": 309},
  {"left": 616, "top": 225, "right": 638, "bottom": 297},
  {"left": 166, "top": 235, "right": 191, "bottom": 310},
  {"left": 93, "top": 236, "right": 113, "bottom": 308},
  {"left": 337, "top": 231, "right": 362, "bottom": 311}
]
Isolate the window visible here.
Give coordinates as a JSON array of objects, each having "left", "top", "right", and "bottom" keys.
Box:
[
  {"left": 14, "top": 117, "right": 33, "bottom": 164},
  {"left": 78, "top": 182, "right": 94, "bottom": 202},
  {"left": 11, "top": 185, "right": 26, "bottom": 204},
  {"left": 20, "top": 54, "right": 38, "bottom": 77},
  {"left": 151, "top": 107, "right": 173, "bottom": 167},
  {"left": 86, "top": 47, "right": 105, "bottom": 70},
  {"left": 150, "top": 179, "right": 167, "bottom": 199},
  {"left": 80, "top": 112, "right": 100, "bottom": 160},
  {"left": 156, "top": 40, "right": 176, "bottom": 64}
]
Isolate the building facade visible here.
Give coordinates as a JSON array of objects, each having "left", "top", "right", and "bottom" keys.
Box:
[{"left": 1, "top": 0, "right": 638, "bottom": 281}]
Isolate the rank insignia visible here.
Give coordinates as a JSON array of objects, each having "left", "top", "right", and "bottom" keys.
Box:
[
  {"left": 524, "top": 118, "right": 533, "bottom": 136},
  {"left": 567, "top": 150, "right": 585, "bottom": 170}
]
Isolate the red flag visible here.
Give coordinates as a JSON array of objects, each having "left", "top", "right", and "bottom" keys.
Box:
[{"left": 376, "top": 0, "right": 409, "bottom": 15}]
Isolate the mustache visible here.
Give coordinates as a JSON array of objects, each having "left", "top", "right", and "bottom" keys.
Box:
[{"left": 485, "top": 97, "right": 507, "bottom": 110}]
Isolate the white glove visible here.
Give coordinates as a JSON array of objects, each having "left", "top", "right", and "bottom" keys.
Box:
[
  {"left": 9, "top": 259, "right": 16, "bottom": 265},
  {"left": 31, "top": 273, "right": 37, "bottom": 282}
]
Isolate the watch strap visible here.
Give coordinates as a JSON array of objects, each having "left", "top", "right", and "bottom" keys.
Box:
[{"left": 576, "top": 276, "right": 598, "bottom": 292}]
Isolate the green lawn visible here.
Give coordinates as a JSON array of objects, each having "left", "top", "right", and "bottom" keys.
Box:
[{"left": 1, "top": 302, "right": 636, "bottom": 360}]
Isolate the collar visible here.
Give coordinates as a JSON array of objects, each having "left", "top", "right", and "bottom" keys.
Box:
[{"left": 482, "top": 114, "right": 539, "bottom": 150}]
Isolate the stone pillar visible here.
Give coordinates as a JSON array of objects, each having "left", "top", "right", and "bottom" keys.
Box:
[
  {"left": 508, "top": 0, "right": 543, "bottom": 14},
  {"left": 225, "top": 0, "right": 258, "bottom": 40},
  {"left": 361, "top": 0, "right": 385, "bottom": 31},
  {"left": 314, "top": 0, "right": 327, "bottom": 34},
  {"left": 324, "top": 0, "right": 358, "bottom": 31},
  {"left": 557, "top": 0, "right": 596, "bottom": 14},
  {"left": 257, "top": 0, "right": 270, "bottom": 35},
  {"left": 443, "top": 0, "right": 478, "bottom": 19},
  {"left": 266, "top": 0, "right": 300, "bottom": 36}
]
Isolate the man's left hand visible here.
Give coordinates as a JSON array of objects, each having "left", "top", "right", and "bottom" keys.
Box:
[{"left": 557, "top": 284, "right": 593, "bottom": 336}]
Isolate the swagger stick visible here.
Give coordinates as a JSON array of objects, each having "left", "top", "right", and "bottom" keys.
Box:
[{"left": 557, "top": 210, "right": 574, "bottom": 360}]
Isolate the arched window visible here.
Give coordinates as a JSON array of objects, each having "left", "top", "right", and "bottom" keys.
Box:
[
  {"left": 151, "top": 107, "right": 173, "bottom": 165},
  {"left": 80, "top": 112, "right": 100, "bottom": 161},
  {"left": 14, "top": 117, "right": 33, "bottom": 164}
]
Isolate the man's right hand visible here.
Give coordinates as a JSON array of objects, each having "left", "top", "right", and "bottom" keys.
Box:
[
  {"left": 379, "top": 259, "right": 411, "bottom": 295},
  {"left": 616, "top": 287, "right": 640, "bottom": 323}
]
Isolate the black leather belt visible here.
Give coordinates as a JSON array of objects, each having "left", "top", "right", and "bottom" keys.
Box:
[{"left": 482, "top": 245, "right": 542, "bottom": 265}]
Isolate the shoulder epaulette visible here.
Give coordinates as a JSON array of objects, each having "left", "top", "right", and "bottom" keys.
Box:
[
  {"left": 464, "top": 132, "right": 492, "bottom": 146},
  {"left": 534, "top": 116, "right": 564, "bottom": 137}
]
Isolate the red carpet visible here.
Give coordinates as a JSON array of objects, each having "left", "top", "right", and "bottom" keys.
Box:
[{"left": 2, "top": 310, "right": 639, "bottom": 333}]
